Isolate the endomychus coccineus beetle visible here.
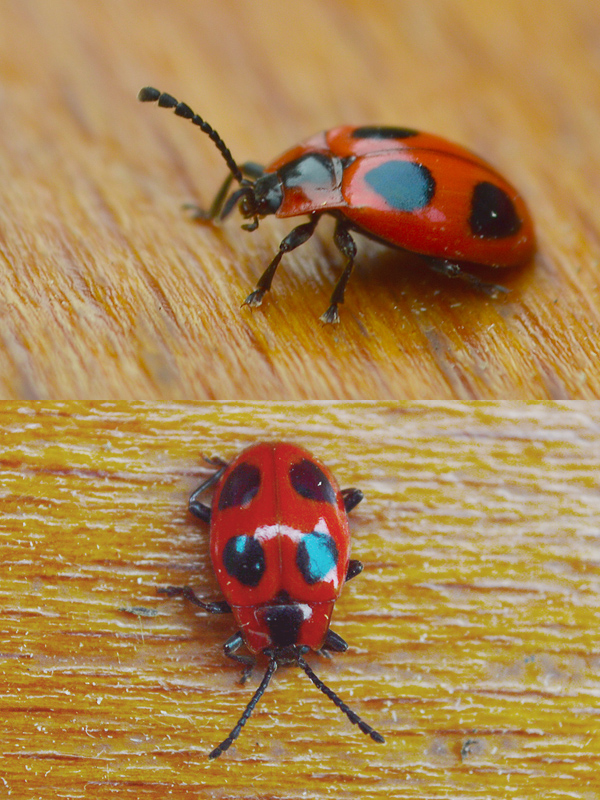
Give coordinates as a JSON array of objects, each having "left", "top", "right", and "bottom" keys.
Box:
[
  {"left": 159, "top": 442, "right": 384, "bottom": 758},
  {"left": 138, "top": 86, "right": 534, "bottom": 323}
]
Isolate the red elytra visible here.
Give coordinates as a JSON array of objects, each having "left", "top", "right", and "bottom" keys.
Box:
[
  {"left": 139, "top": 87, "right": 535, "bottom": 322},
  {"left": 160, "top": 442, "right": 383, "bottom": 759}
]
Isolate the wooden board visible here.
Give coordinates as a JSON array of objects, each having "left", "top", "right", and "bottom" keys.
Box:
[
  {"left": 2, "top": 402, "right": 599, "bottom": 798},
  {"left": 1, "top": 0, "right": 599, "bottom": 399}
]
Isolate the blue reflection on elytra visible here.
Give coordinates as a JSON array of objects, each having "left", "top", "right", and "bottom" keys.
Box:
[{"left": 297, "top": 531, "right": 338, "bottom": 584}]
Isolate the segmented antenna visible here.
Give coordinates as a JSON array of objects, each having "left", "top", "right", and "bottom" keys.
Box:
[
  {"left": 297, "top": 654, "right": 385, "bottom": 743},
  {"left": 138, "top": 86, "right": 244, "bottom": 185},
  {"left": 209, "top": 658, "right": 278, "bottom": 759},
  {"left": 205, "top": 649, "right": 383, "bottom": 758}
]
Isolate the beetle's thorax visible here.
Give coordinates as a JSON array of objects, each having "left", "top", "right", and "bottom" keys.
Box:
[
  {"left": 232, "top": 594, "right": 337, "bottom": 655},
  {"left": 255, "top": 152, "right": 347, "bottom": 219}
]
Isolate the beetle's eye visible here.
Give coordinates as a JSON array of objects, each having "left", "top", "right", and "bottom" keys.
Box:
[
  {"left": 223, "top": 536, "right": 266, "bottom": 587},
  {"left": 218, "top": 463, "right": 260, "bottom": 510},
  {"left": 289, "top": 459, "right": 337, "bottom": 505},
  {"left": 297, "top": 531, "right": 339, "bottom": 584}
]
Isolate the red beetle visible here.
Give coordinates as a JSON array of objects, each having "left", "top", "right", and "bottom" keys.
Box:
[
  {"left": 160, "top": 442, "right": 383, "bottom": 758},
  {"left": 139, "top": 86, "right": 535, "bottom": 322}
]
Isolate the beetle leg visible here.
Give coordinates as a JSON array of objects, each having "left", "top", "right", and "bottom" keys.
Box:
[
  {"left": 341, "top": 487, "right": 363, "bottom": 513},
  {"left": 184, "top": 161, "right": 265, "bottom": 221},
  {"left": 157, "top": 584, "right": 231, "bottom": 614},
  {"left": 184, "top": 173, "right": 235, "bottom": 221},
  {"left": 243, "top": 215, "right": 320, "bottom": 308},
  {"left": 321, "top": 220, "right": 357, "bottom": 324},
  {"left": 189, "top": 460, "right": 229, "bottom": 522},
  {"left": 188, "top": 500, "right": 211, "bottom": 522},
  {"left": 224, "top": 632, "right": 256, "bottom": 684},
  {"left": 345, "top": 559, "right": 364, "bottom": 582},
  {"left": 426, "top": 257, "right": 509, "bottom": 297},
  {"left": 322, "top": 629, "right": 349, "bottom": 653}
]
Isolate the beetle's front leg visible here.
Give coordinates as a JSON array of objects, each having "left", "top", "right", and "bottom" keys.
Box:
[
  {"left": 244, "top": 215, "right": 320, "bottom": 308},
  {"left": 224, "top": 631, "right": 255, "bottom": 684},
  {"left": 185, "top": 162, "right": 265, "bottom": 221}
]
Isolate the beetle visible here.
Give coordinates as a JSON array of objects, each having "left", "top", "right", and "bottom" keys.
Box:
[
  {"left": 139, "top": 86, "right": 535, "bottom": 322},
  {"left": 160, "top": 441, "right": 384, "bottom": 758}
]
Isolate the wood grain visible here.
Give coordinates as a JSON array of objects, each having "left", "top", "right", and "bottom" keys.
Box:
[
  {"left": 0, "top": 0, "right": 599, "bottom": 399},
  {"left": 1, "top": 402, "right": 599, "bottom": 798}
]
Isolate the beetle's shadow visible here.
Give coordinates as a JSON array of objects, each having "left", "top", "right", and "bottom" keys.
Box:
[{"left": 345, "top": 235, "right": 527, "bottom": 311}]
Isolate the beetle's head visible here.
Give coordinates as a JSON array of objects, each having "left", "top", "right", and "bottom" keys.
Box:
[
  {"left": 222, "top": 173, "right": 284, "bottom": 231},
  {"left": 137, "top": 87, "right": 284, "bottom": 233}
]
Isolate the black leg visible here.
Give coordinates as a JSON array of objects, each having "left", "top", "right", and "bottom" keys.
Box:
[
  {"left": 189, "top": 458, "right": 229, "bottom": 522},
  {"left": 426, "top": 257, "right": 509, "bottom": 297},
  {"left": 345, "top": 560, "right": 363, "bottom": 581},
  {"left": 244, "top": 216, "right": 320, "bottom": 308},
  {"left": 341, "top": 490, "right": 364, "bottom": 583},
  {"left": 224, "top": 632, "right": 255, "bottom": 684},
  {"left": 188, "top": 499, "right": 212, "bottom": 522},
  {"left": 157, "top": 585, "right": 231, "bottom": 614},
  {"left": 322, "top": 629, "right": 348, "bottom": 653},
  {"left": 321, "top": 220, "right": 358, "bottom": 324},
  {"left": 185, "top": 161, "right": 265, "bottom": 221},
  {"left": 342, "top": 487, "right": 363, "bottom": 513}
]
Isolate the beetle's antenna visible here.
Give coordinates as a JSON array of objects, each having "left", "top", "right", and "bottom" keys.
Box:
[
  {"left": 138, "top": 86, "right": 245, "bottom": 185},
  {"left": 297, "top": 654, "right": 385, "bottom": 743},
  {"left": 209, "top": 658, "right": 278, "bottom": 759}
]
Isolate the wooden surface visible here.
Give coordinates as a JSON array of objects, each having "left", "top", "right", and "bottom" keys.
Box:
[
  {"left": 1, "top": 0, "right": 600, "bottom": 399},
  {"left": 2, "top": 402, "right": 600, "bottom": 798}
]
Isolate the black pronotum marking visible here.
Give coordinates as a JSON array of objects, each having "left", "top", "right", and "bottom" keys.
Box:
[
  {"left": 279, "top": 153, "right": 337, "bottom": 188},
  {"left": 262, "top": 601, "right": 304, "bottom": 647}
]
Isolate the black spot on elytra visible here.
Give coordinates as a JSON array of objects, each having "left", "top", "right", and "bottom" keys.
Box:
[
  {"left": 218, "top": 463, "right": 260, "bottom": 510},
  {"left": 469, "top": 181, "right": 522, "bottom": 238},
  {"left": 223, "top": 536, "right": 265, "bottom": 587},
  {"left": 352, "top": 126, "right": 419, "bottom": 140},
  {"left": 289, "top": 459, "right": 336, "bottom": 505}
]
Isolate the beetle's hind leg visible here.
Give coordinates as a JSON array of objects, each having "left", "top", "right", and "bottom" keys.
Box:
[{"left": 425, "top": 256, "right": 509, "bottom": 297}]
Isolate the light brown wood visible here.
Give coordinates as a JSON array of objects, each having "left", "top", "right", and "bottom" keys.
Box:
[
  {"left": 2, "top": 402, "right": 599, "bottom": 797},
  {"left": 1, "top": 0, "right": 599, "bottom": 399}
]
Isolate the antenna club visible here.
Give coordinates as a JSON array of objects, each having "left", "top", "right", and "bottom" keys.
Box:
[
  {"left": 137, "top": 86, "right": 161, "bottom": 103},
  {"left": 137, "top": 86, "right": 244, "bottom": 184}
]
